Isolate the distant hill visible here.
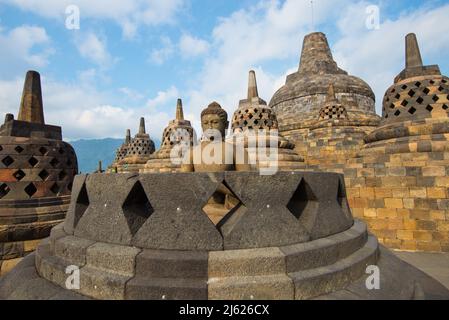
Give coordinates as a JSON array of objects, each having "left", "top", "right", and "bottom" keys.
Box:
[{"left": 70, "top": 138, "right": 161, "bottom": 173}]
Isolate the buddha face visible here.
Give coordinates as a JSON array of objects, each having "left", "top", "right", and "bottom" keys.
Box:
[{"left": 201, "top": 113, "right": 228, "bottom": 141}]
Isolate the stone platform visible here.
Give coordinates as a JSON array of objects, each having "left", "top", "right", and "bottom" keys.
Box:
[{"left": 1, "top": 172, "right": 448, "bottom": 299}]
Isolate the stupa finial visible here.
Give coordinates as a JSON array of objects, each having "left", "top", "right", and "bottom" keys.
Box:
[
  {"left": 247, "top": 70, "right": 259, "bottom": 99},
  {"left": 405, "top": 33, "right": 423, "bottom": 69},
  {"left": 18, "top": 70, "right": 45, "bottom": 124},
  {"left": 176, "top": 99, "right": 184, "bottom": 121}
]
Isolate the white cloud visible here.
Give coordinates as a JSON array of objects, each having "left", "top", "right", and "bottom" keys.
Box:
[
  {"left": 0, "top": 0, "right": 185, "bottom": 39},
  {"left": 0, "top": 25, "right": 53, "bottom": 75},
  {"left": 179, "top": 34, "right": 210, "bottom": 58},
  {"left": 119, "top": 87, "right": 144, "bottom": 101},
  {"left": 76, "top": 32, "right": 114, "bottom": 67},
  {"left": 149, "top": 36, "right": 174, "bottom": 65},
  {"left": 146, "top": 86, "right": 179, "bottom": 109}
]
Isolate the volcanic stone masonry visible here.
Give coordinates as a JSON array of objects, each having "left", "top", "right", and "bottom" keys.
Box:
[
  {"left": 345, "top": 33, "right": 449, "bottom": 252},
  {"left": 1, "top": 171, "right": 448, "bottom": 299},
  {"left": 0, "top": 71, "right": 78, "bottom": 276}
]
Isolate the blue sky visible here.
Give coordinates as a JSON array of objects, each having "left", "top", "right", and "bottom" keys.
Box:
[{"left": 0, "top": 0, "right": 448, "bottom": 141}]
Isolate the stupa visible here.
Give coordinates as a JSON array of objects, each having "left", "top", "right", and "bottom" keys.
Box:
[
  {"left": 113, "top": 129, "right": 131, "bottom": 166},
  {"left": 144, "top": 99, "right": 194, "bottom": 173},
  {"left": 116, "top": 118, "right": 155, "bottom": 173},
  {"left": 0, "top": 71, "right": 78, "bottom": 275},
  {"left": 231, "top": 71, "right": 305, "bottom": 171},
  {"left": 269, "top": 32, "right": 380, "bottom": 156},
  {"left": 346, "top": 34, "right": 449, "bottom": 252}
]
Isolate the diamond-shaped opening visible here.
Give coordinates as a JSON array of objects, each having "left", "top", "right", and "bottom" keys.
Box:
[
  {"left": 39, "top": 147, "right": 48, "bottom": 155},
  {"left": 13, "top": 169, "right": 26, "bottom": 181},
  {"left": 438, "top": 86, "right": 444, "bottom": 92},
  {"left": 408, "top": 107, "right": 417, "bottom": 114},
  {"left": 389, "top": 103, "right": 395, "bottom": 109},
  {"left": 430, "top": 80, "right": 435, "bottom": 85},
  {"left": 28, "top": 157, "right": 38, "bottom": 167},
  {"left": 50, "top": 158, "right": 59, "bottom": 167},
  {"left": 202, "top": 181, "right": 245, "bottom": 227},
  {"left": 122, "top": 181, "right": 154, "bottom": 235},
  {"left": 395, "top": 93, "right": 401, "bottom": 99},
  {"left": 58, "top": 170, "right": 67, "bottom": 180},
  {"left": 287, "top": 179, "right": 318, "bottom": 220},
  {"left": 38, "top": 170, "right": 49, "bottom": 181},
  {"left": 416, "top": 97, "right": 424, "bottom": 104},
  {"left": 394, "top": 110, "right": 401, "bottom": 116},
  {"left": 426, "top": 105, "right": 434, "bottom": 112},
  {"left": 2, "top": 155, "right": 14, "bottom": 167},
  {"left": 443, "top": 79, "right": 448, "bottom": 84},
  {"left": 24, "top": 183, "right": 37, "bottom": 198},
  {"left": 432, "top": 95, "right": 439, "bottom": 102},
  {"left": 443, "top": 104, "right": 449, "bottom": 110},
  {"left": 50, "top": 183, "right": 59, "bottom": 195},
  {"left": 415, "top": 81, "right": 422, "bottom": 87},
  {"left": 401, "top": 100, "right": 409, "bottom": 107},
  {"left": 401, "top": 85, "right": 408, "bottom": 90},
  {"left": 407, "top": 89, "right": 415, "bottom": 97},
  {"left": 15, "top": 146, "right": 24, "bottom": 153},
  {"left": 423, "top": 88, "right": 430, "bottom": 95},
  {"left": 0, "top": 183, "right": 10, "bottom": 199},
  {"left": 74, "top": 183, "right": 90, "bottom": 228}
]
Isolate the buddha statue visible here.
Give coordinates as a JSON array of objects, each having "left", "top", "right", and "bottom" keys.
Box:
[{"left": 181, "top": 102, "right": 250, "bottom": 173}]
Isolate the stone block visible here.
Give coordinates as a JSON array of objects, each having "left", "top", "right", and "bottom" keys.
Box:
[
  {"left": 208, "top": 247, "right": 286, "bottom": 277},
  {"left": 78, "top": 266, "right": 132, "bottom": 300},
  {"left": 135, "top": 249, "right": 208, "bottom": 279},
  {"left": 86, "top": 242, "right": 141, "bottom": 275},
  {"left": 208, "top": 274, "right": 294, "bottom": 300},
  {"left": 54, "top": 236, "right": 95, "bottom": 266}
]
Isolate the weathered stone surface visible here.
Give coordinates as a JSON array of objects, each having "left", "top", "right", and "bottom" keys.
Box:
[
  {"left": 78, "top": 266, "right": 132, "bottom": 300},
  {"left": 86, "top": 242, "right": 140, "bottom": 274},
  {"left": 134, "top": 249, "right": 208, "bottom": 279},
  {"left": 208, "top": 274, "right": 294, "bottom": 300},
  {"left": 209, "top": 247, "right": 286, "bottom": 277},
  {"left": 220, "top": 171, "right": 310, "bottom": 249},
  {"left": 132, "top": 173, "right": 224, "bottom": 250},
  {"left": 289, "top": 236, "right": 378, "bottom": 299},
  {"left": 281, "top": 220, "right": 367, "bottom": 272},
  {"left": 54, "top": 235, "right": 94, "bottom": 266},
  {"left": 74, "top": 174, "right": 147, "bottom": 245}
]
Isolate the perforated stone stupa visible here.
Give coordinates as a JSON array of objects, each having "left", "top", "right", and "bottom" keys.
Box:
[
  {"left": 345, "top": 33, "right": 449, "bottom": 252},
  {"left": 144, "top": 99, "right": 194, "bottom": 173},
  {"left": 231, "top": 71, "right": 305, "bottom": 171},
  {"left": 116, "top": 118, "right": 155, "bottom": 173},
  {"left": 0, "top": 71, "right": 78, "bottom": 275}
]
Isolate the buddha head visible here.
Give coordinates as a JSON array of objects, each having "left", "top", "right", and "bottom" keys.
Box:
[{"left": 200, "top": 101, "right": 229, "bottom": 141}]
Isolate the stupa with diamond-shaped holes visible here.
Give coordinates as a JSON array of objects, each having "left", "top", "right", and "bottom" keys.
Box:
[{"left": 0, "top": 70, "right": 78, "bottom": 276}]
